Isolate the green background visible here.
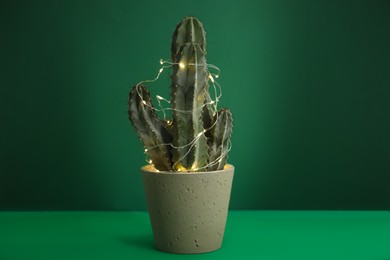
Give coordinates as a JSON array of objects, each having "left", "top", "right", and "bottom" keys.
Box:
[{"left": 1, "top": 0, "right": 389, "bottom": 211}]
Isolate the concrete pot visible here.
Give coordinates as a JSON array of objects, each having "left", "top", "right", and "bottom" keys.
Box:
[{"left": 141, "top": 164, "right": 234, "bottom": 254}]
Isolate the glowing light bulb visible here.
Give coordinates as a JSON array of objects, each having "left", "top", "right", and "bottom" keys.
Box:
[
  {"left": 159, "top": 68, "right": 163, "bottom": 73},
  {"left": 144, "top": 148, "right": 148, "bottom": 153},
  {"left": 177, "top": 165, "right": 187, "bottom": 172},
  {"left": 148, "top": 159, "right": 153, "bottom": 164},
  {"left": 142, "top": 100, "right": 147, "bottom": 105},
  {"left": 191, "top": 162, "right": 199, "bottom": 171},
  {"left": 215, "top": 74, "right": 219, "bottom": 78},
  {"left": 159, "top": 59, "right": 163, "bottom": 65},
  {"left": 179, "top": 62, "right": 185, "bottom": 69},
  {"left": 196, "top": 131, "right": 205, "bottom": 138},
  {"left": 209, "top": 74, "right": 215, "bottom": 83}
]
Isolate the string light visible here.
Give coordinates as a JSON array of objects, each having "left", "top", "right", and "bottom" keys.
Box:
[
  {"left": 156, "top": 95, "right": 170, "bottom": 103},
  {"left": 175, "top": 164, "right": 188, "bottom": 172},
  {"left": 209, "top": 74, "right": 215, "bottom": 83},
  {"left": 156, "top": 95, "right": 167, "bottom": 119},
  {"left": 135, "top": 59, "right": 222, "bottom": 116},
  {"left": 194, "top": 140, "right": 233, "bottom": 171},
  {"left": 191, "top": 163, "right": 198, "bottom": 171},
  {"left": 133, "top": 58, "right": 228, "bottom": 171}
]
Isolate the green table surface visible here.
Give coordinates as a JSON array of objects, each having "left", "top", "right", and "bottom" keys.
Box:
[{"left": 0, "top": 211, "right": 389, "bottom": 260}]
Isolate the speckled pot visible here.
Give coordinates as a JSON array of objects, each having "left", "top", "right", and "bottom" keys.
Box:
[{"left": 141, "top": 164, "right": 234, "bottom": 254}]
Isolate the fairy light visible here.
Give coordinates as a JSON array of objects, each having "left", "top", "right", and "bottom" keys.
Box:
[
  {"left": 134, "top": 59, "right": 172, "bottom": 92},
  {"left": 209, "top": 74, "right": 215, "bottom": 83},
  {"left": 207, "top": 63, "right": 221, "bottom": 78},
  {"left": 135, "top": 59, "right": 222, "bottom": 116},
  {"left": 135, "top": 58, "right": 229, "bottom": 171},
  {"left": 171, "top": 128, "right": 208, "bottom": 170},
  {"left": 191, "top": 163, "right": 198, "bottom": 171},
  {"left": 156, "top": 95, "right": 167, "bottom": 119},
  {"left": 194, "top": 141, "right": 233, "bottom": 171},
  {"left": 176, "top": 164, "right": 188, "bottom": 172},
  {"left": 156, "top": 95, "right": 170, "bottom": 103}
]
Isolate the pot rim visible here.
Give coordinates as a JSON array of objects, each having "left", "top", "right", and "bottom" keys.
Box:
[{"left": 141, "top": 164, "right": 234, "bottom": 175}]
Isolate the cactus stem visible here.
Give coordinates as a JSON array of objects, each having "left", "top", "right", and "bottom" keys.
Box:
[{"left": 128, "top": 17, "right": 233, "bottom": 172}]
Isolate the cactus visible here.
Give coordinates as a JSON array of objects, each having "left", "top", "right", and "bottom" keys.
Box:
[
  {"left": 128, "top": 17, "right": 233, "bottom": 172},
  {"left": 128, "top": 84, "right": 173, "bottom": 171},
  {"left": 207, "top": 109, "right": 233, "bottom": 171}
]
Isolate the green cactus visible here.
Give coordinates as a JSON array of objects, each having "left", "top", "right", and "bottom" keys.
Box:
[
  {"left": 207, "top": 109, "right": 233, "bottom": 171},
  {"left": 128, "top": 84, "right": 173, "bottom": 171},
  {"left": 128, "top": 17, "right": 233, "bottom": 172}
]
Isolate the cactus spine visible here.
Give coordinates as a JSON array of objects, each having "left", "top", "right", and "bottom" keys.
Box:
[{"left": 128, "top": 17, "right": 233, "bottom": 172}]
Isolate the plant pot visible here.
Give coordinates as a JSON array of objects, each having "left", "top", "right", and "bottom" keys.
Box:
[{"left": 141, "top": 164, "right": 234, "bottom": 254}]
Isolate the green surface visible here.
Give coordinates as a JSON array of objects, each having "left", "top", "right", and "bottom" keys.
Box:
[
  {"left": 0, "top": 211, "right": 389, "bottom": 259},
  {"left": 1, "top": 1, "right": 390, "bottom": 211}
]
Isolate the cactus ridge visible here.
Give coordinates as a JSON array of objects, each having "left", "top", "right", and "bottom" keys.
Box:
[{"left": 128, "top": 17, "right": 233, "bottom": 172}]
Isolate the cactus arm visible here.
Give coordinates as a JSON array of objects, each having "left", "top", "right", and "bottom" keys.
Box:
[
  {"left": 128, "top": 84, "right": 173, "bottom": 171},
  {"left": 208, "top": 109, "right": 233, "bottom": 171}
]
